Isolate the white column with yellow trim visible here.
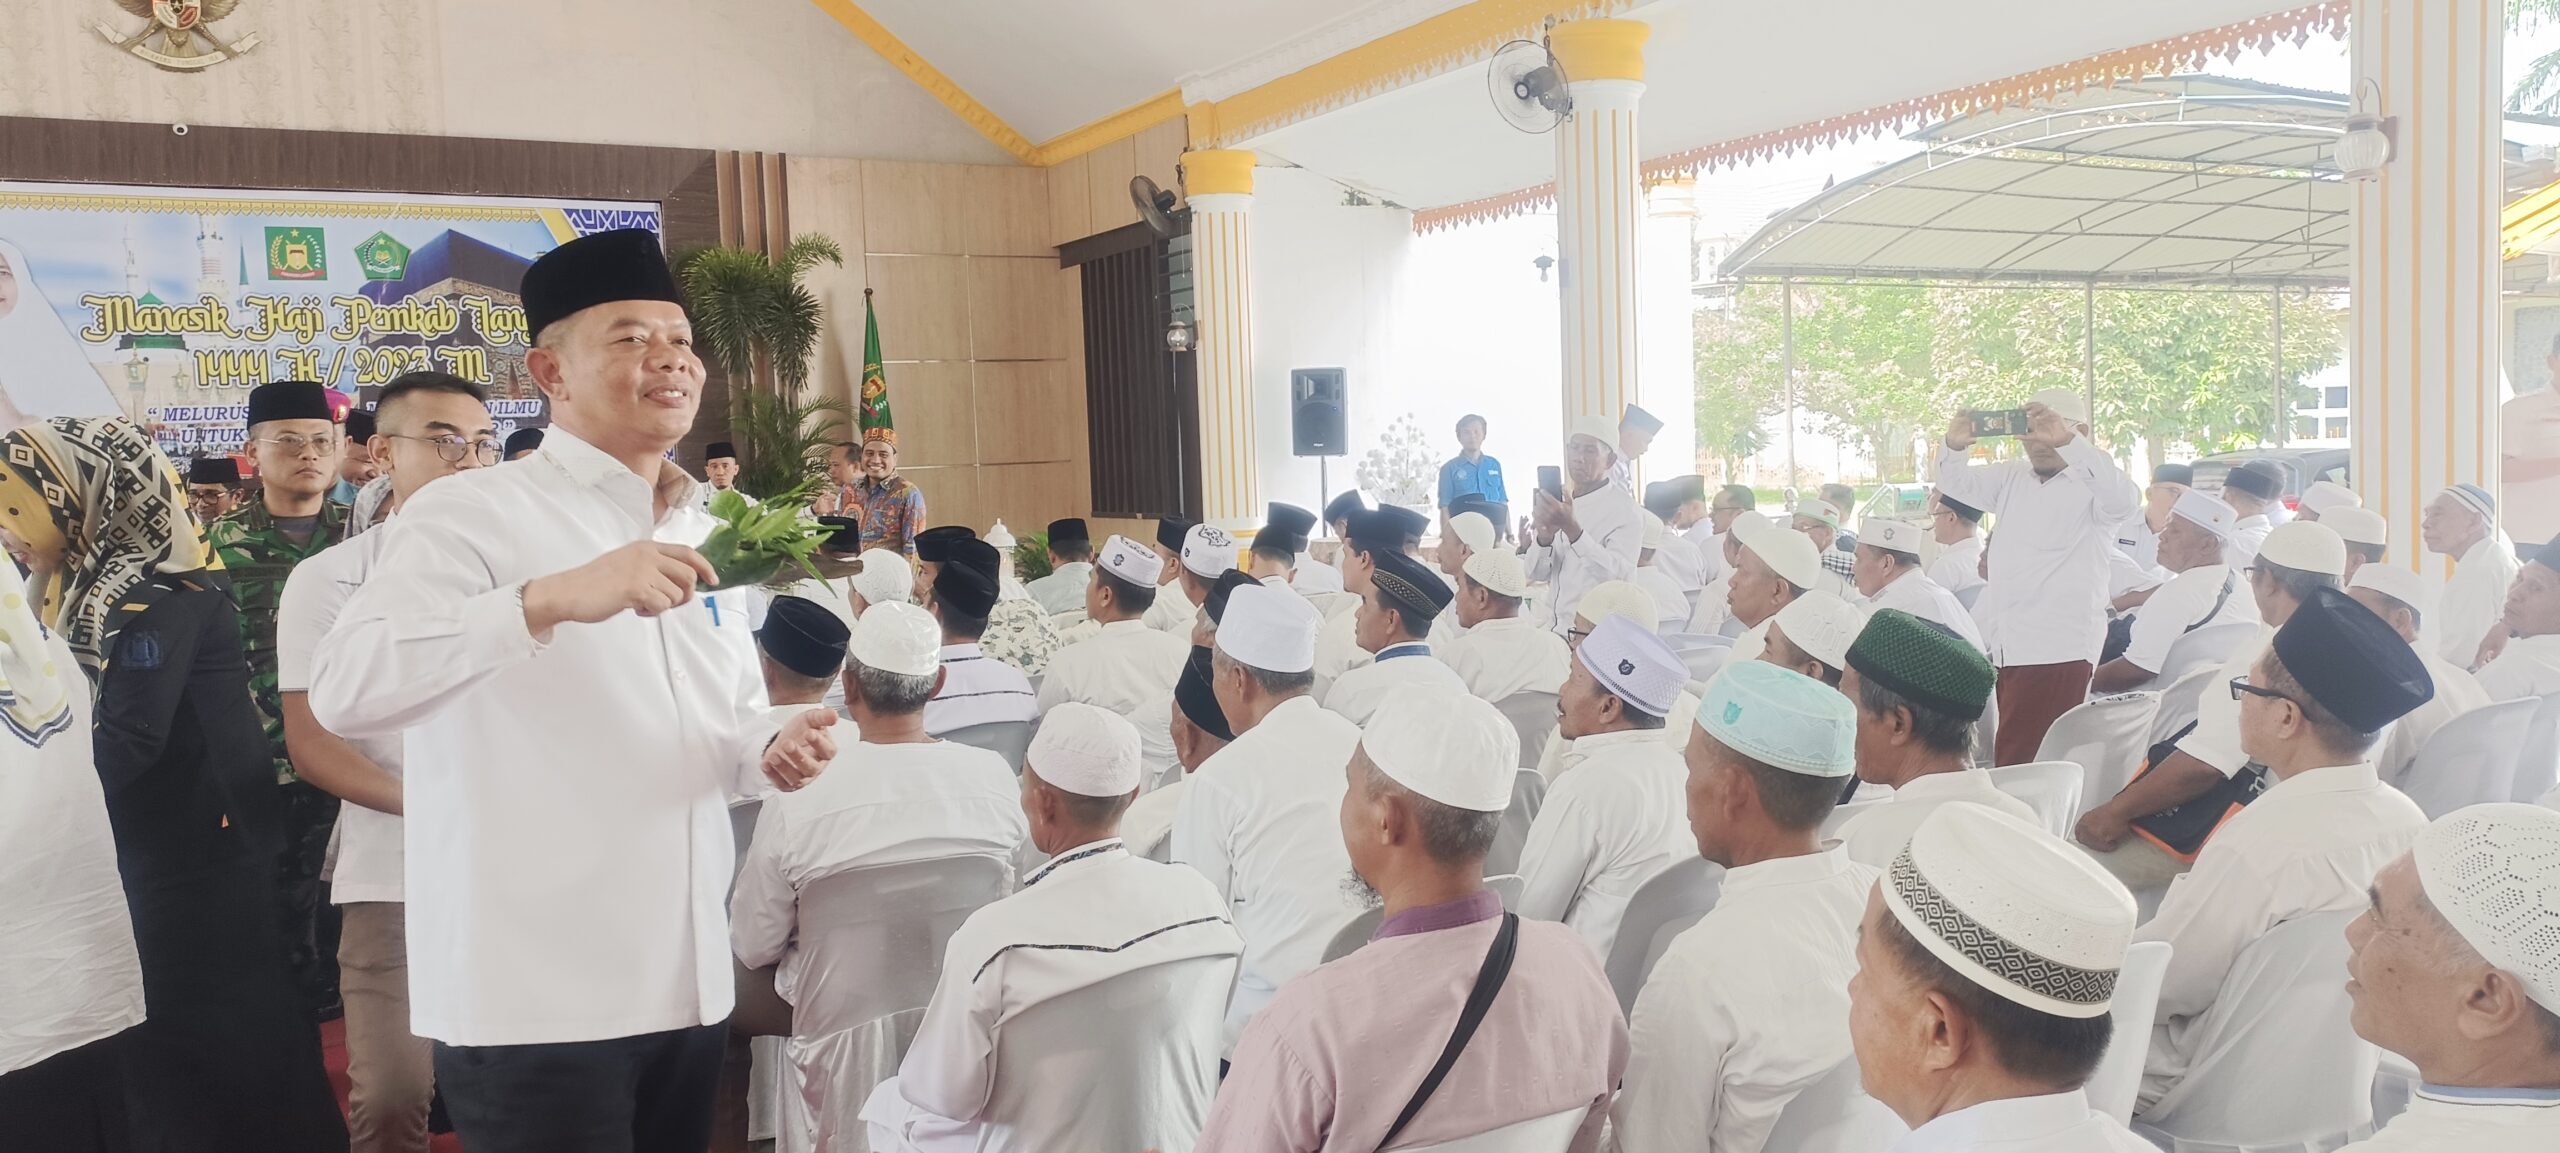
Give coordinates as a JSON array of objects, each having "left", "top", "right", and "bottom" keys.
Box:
[
  {"left": 1548, "top": 18, "right": 1649, "bottom": 433},
  {"left": 2349, "top": 0, "right": 2501, "bottom": 580},
  {"left": 1186, "top": 148, "right": 1260, "bottom": 528}
]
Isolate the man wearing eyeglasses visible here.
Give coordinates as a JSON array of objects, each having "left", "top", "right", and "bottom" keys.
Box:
[
  {"left": 274, "top": 370, "right": 500, "bottom": 1153},
  {"left": 208, "top": 378, "right": 353, "bottom": 1023}
]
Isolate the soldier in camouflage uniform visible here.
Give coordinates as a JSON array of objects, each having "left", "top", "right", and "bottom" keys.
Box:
[{"left": 207, "top": 381, "right": 352, "bottom": 1020}]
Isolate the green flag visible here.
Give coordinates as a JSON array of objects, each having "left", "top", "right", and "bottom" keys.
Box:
[{"left": 859, "top": 289, "right": 894, "bottom": 446}]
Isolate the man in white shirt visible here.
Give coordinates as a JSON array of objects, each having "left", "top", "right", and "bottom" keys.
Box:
[
  {"left": 1612, "top": 659, "right": 1876, "bottom": 1153},
  {"left": 308, "top": 229, "right": 837, "bottom": 1152},
  {"left": 1834, "top": 609, "right": 2034, "bottom": 867},
  {"left": 2347, "top": 565, "right": 2493, "bottom": 787},
  {"left": 732, "top": 603, "right": 1029, "bottom": 1152},
  {"left": 1438, "top": 548, "right": 1571, "bottom": 704},
  {"left": 1172, "top": 585, "right": 1363, "bottom": 1051},
  {"left": 1312, "top": 509, "right": 1409, "bottom": 702},
  {"left": 1757, "top": 591, "right": 1864, "bottom": 688},
  {"left": 2218, "top": 459, "right": 2284, "bottom": 570},
  {"left": 1037, "top": 535, "right": 1188, "bottom": 718},
  {"left": 2117, "top": 461, "right": 2192, "bottom": 580},
  {"left": 2134, "top": 586, "right": 2433, "bottom": 1115},
  {"left": 1530, "top": 416, "right": 1644, "bottom": 636},
  {"left": 1791, "top": 498, "right": 1860, "bottom": 600},
  {"left": 921, "top": 544, "right": 1036, "bottom": 736},
  {"left": 1024, "top": 519, "right": 1094, "bottom": 616},
  {"left": 276, "top": 372, "right": 501, "bottom": 1153},
  {"left": 1923, "top": 492, "right": 1986, "bottom": 602},
  {"left": 1244, "top": 503, "right": 1314, "bottom": 590},
  {"left": 1724, "top": 515, "right": 1822, "bottom": 662},
  {"left": 2474, "top": 538, "right": 2560, "bottom": 702},
  {"left": 1851, "top": 805, "right": 2151, "bottom": 1153},
  {"left": 1852, "top": 517, "right": 1983, "bottom": 652},
  {"left": 755, "top": 594, "right": 851, "bottom": 721},
  {"left": 2328, "top": 506, "right": 2389, "bottom": 583},
  {"left": 1610, "top": 403, "right": 1662, "bottom": 494},
  {"left": 1516, "top": 616, "right": 1691, "bottom": 958},
  {"left": 860, "top": 705, "right": 1243, "bottom": 1153},
  {"left": 1643, "top": 479, "right": 1711, "bottom": 595},
  {"left": 1634, "top": 511, "right": 1692, "bottom": 628},
  {"left": 1686, "top": 520, "right": 1756, "bottom": 638},
  {"left": 1322, "top": 549, "right": 1465, "bottom": 725},
  {"left": 1146, "top": 522, "right": 1232, "bottom": 636},
  {"left": 1933, "top": 391, "right": 2138, "bottom": 765},
  {"left": 2423, "top": 483, "right": 2519, "bottom": 669},
  {"left": 1123, "top": 649, "right": 1233, "bottom": 859},
  {"left": 1296, "top": 490, "right": 1368, "bottom": 597},
  {"left": 2091, "top": 489, "right": 2256, "bottom": 694},
  {"left": 1429, "top": 507, "right": 1498, "bottom": 644},
  {"left": 2338, "top": 804, "right": 2560, "bottom": 1153}
]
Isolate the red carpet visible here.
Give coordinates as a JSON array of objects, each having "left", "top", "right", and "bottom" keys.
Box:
[{"left": 319, "top": 1018, "right": 465, "bottom": 1153}]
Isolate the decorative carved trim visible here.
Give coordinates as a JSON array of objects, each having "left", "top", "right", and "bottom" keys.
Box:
[{"left": 804, "top": 0, "right": 1040, "bottom": 164}]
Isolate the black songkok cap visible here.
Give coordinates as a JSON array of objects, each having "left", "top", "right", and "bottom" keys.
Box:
[
  {"left": 2152, "top": 462, "right": 2195, "bottom": 488},
  {"left": 1257, "top": 503, "right": 1315, "bottom": 555},
  {"left": 188, "top": 456, "right": 240, "bottom": 485},
  {"left": 1622, "top": 404, "right": 1664, "bottom": 434},
  {"left": 932, "top": 559, "right": 1000, "bottom": 618},
  {"left": 1344, "top": 509, "right": 1406, "bottom": 556},
  {"left": 1937, "top": 493, "right": 1983, "bottom": 523},
  {"left": 1380, "top": 505, "right": 1429, "bottom": 545},
  {"left": 1157, "top": 516, "right": 1197, "bottom": 554},
  {"left": 815, "top": 516, "right": 862, "bottom": 554},
  {"left": 1323, "top": 490, "right": 1370, "bottom": 526},
  {"left": 2269, "top": 585, "right": 2433, "bottom": 732},
  {"left": 705, "top": 441, "right": 737, "bottom": 461},
  {"left": 504, "top": 427, "right": 545, "bottom": 457},
  {"left": 754, "top": 595, "right": 850, "bottom": 680},
  {"left": 1643, "top": 481, "right": 1681, "bottom": 520},
  {"left": 946, "top": 538, "right": 1004, "bottom": 583},
  {"left": 2224, "top": 460, "right": 2284, "bottom": 500},
  {"left": 1370, "top": 549, "right": 1454, "bottom": 622},
  {"left": 343, "top": 408, "right": 375, "bottom": 443},
  {"left": 1174, "top": 646, "right": 1235, "bottom": 742},
  {"left": 1202, "top": 569, "right": 1259, "bottom": 626},
  {"left": 245, "top": 380, "right": 335, "bottom": 427},
  {"left": 1448, "top": 496, "right": 1509, "bottom": 538},
  {"left": 1047, "top": 518, "right": 1090, "bottom": 547},
  {"left": 2534, "top": 533, "right": 2560, "bottom": 570},
  {"left": 914, "top": 526, "right": 978, "bottom": 564},
  {"left": 519, "top": 228, "right": 685, "bottom": 345}
]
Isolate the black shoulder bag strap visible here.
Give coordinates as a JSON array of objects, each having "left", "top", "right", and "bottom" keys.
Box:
[
  {"left": 1375, "top": 912, "right": 1520, "bottom": 1153},
  {"left": 2184, "top": 571, "right": 2237, "bottom": 636}
]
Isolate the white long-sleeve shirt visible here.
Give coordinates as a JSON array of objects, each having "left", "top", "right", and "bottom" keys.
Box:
[
  {"left": 2474, "top": 632, "right": 2560, "bottom": 702},
  {"left": 2376, "top": 652, "right": 2492, "bottom": 787},
  {"left": 2117, "top": 563, "right": 2254, "bottom": 677},
  {"left": 1653, "top": 532, "right": 1708, "bottom": 593},
  {"left": 1833, "top": 769, "right": 2039, "bottom": 868},
  {"left": 277, "top": 523, "right": 412, "bottom": 904},
  {"left": 1931, "top": 437, "right": 2138, "bottom": 667},
  {"left": 1025, "top": 562, "right": 1091, "bottom": 617},
  {"left": 923, "top": 643, "right": 1038, "bottom": 736},
  {"left": 1610, "top": 848, "right": 1877, "bottom": 1153},
  {"left": 308, "top": 427, "right": 782, "bottom": 1046},
  {"left": 2338, "top": 1086, "right": 2560, "bottom": 1153},
  {"left": 2222, "top": 513, "right": 2271, "bottom": 571},
  {"left": 1860, "top": 568, "right": 1985, "bottom": 652},
  {"left": 2134, "top": 761, "right": 2424, "bottom": 1110},
  {"left": 1514, "top": 730, "right": 1693, "bottom": 958},
  {"left": 1887, "top": 1091, "right": 2151, "bottom": 1153},
  {"left": 1170, "top": 696, "right": 1364, "bottom": 1051},
  {"left": 1311, "top": 603, "right": 1373, "bottom": 703},
  {"left": 1925, "top": 535, "right": 1986, "bottom": 601},
  {"left": 1321, "top": 644, "right": 1466, "bottom": 726},
  {"left": 1438, "top": 616, "right": 1572, "bottom": 703},
  {"left": 2433, "top": 537, "right": 2521, "bottom": 668},
  {"left": 1035, "top": 619, "right": 1187, "bottom": 718},
  {"left": 2172, "top": 624, "right": 2275, "bottom": 778},
  {"left": 1527, "top": 485, "right": 1644, "bottom": 637},
  {"left": 1142, "top": 585, "right": 1200, "bottom": 635}
]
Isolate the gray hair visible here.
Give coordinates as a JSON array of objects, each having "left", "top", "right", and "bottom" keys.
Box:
[{"left": 851, "top": 661, "right": 937, "bottom": 715}]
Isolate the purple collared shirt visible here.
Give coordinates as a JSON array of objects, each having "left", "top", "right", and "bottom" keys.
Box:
[{"left": 1375, "top": 889, "right": 1502, "bottom": 940}]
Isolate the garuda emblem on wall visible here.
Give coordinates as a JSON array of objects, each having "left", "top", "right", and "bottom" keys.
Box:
[{"left": 95, "top": 1, "right": 262, "bottom": 72}]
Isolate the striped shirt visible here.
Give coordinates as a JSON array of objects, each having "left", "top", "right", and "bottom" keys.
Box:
[{"left": 922, "top": 643, "right": 1038, "bottom": 736}]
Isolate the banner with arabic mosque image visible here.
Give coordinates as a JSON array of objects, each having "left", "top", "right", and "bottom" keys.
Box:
[{"left": 0, "top": 180, "right": 659, "bottom": 459}]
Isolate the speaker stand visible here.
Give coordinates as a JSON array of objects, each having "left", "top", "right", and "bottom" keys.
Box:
[{"left": 1316, "top": 457, "right": 1329, "bottom": 540}]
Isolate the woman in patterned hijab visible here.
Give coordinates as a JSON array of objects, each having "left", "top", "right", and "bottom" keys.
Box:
[{"left": 0, "top": 416, "right": 209, "bottom": 678}]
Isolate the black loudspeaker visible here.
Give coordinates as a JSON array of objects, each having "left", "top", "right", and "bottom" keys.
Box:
[{"left": 1291, "top": 367, "right": 1347, "bottom": 457}]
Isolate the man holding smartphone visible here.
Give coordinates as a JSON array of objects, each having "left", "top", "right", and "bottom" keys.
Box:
[
  {"left": 1932, "top": 389, "right": 2138, "bottom": 764},
  {"left": 1528, "top": 418, "right": 1643, "bottom": 635}
]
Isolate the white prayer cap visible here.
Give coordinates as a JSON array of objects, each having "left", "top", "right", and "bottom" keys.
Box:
[
  {"left": 2258, "top": 521, "right": 2347, "bottom": 577},
  {"left": 1098, "top": 534, "right": 1164, "bottom": 586},
  {"left": 1214, "top": 584, "right": 1321, "bottom": 673},
  {"left": 1360, "top": 683, "right": 1518, "bottom": 812},
  {"left": 2301, "top": 480, "right": 2362, "bottom": 517},
  {"left": 2415, "top": 803, "right": 2560, "bottom": 1014},
  {"left": 1575, "top": 580, "right": 1662, "bottom": 634},
  {"left": 1449, "top": 511, "right": 1496, "bottom": 552},
  {"left": 1567, "top": 415, "right": 1618, "bottom": 449},
  {"left": 850, "top": 549, "right": 913, "bottom": 608},
  {"left": 1181, "top": 524, "right": 1237, "bottom": 579},
  {"left": 2325, "top": 506, "right": 2387, "bottom": 547},
  {"left": 1027, "top": 703, "right": 1143, "bottom": 798},
  {"left": 2027, "top": 387, "right": 2091, "bottom": 426},
  {"left": 2435, "top": 483, "right": 2497, "bottom": 526},
  {"left": 850, "top": 602, "right": 941, "bottom": 677},
  {"left": 1577, "top": 614, "right": 1687, "bottom": 717},
  {"left": 1463, "top": 548, "right": 1528, "bottom": 598},
  {"left": 1641, "top": 510, "right": 1665, "bottom": 550},
  {"left": 1772, "top": 592, "right": 1866, "bottom": 671},
  {"left": 1692, "top": 658, "right": 1856, "bottom": 778},
  {"left": 2349, "top": 564, "right": 2428, "bottom": 618},
  {"left": 985, "top": 519, "right": 1017, "bottom": 549},
  {"left": 1884, "top": 803, "right": 2137, "bottom": 1019},
  {"left": 1859, "top": 517, "right": 1926, "bottom": 555},
  {"left": 1791, "top": 499, "right": 1842, "bottom": 529},
  {"left": 2169, "top": 489, "right": 2236, "bottom": 540},
  {"left": 1732, "top": 514, "right": 1823, "bottom": 591}
]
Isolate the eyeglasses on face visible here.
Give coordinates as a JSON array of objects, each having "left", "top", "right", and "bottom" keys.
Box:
[
  {"left": 252, "top": 433, "right": 337, "bottom": 457},
  {"left": 2228, "top": 676, "right": 2296, "bottom": 707},
  {"left": 385, "top": 434, "right": 503, "bottom": 465}
]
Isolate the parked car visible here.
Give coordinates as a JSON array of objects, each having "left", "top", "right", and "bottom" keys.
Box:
[
  {"left": 1855, "top": 483, "right": 1933, "bottom": 523},
  {"left": 2187, "top": 447, "right": 2350, "bottom": 510}
]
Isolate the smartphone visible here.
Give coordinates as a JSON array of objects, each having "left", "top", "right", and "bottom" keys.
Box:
[
  {"left": 1969, "top": 408, "right": 2029, "bottom": 438},
  {"left": 1537, "top": 465, "right": 1565, "bottom": 501}
]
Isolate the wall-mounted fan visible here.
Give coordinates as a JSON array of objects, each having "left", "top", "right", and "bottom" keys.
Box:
[
  {"left": 1489, "top": 39, "right": 1571, "bottom": 134},
  {"left": 1131, "top": 175, "right": 1182, "bottom": 238}
]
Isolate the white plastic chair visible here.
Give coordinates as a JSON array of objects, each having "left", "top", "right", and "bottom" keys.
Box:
[
  {"left": 1660, "top": 632, "right": 1732, "bottom": 653},
  {"left": 782, "top": 854, "right": 1016, "bottom": 1153},
  {"left": 1397, "top": 1106, "right": 1588, "bottom": 1152},
  {"left": 1760, "top": 1055, "right": 1906, "bottom": 1153},
  {"left": 2148, "top": 665, "right": 2224, "bottom": 751},
  {"left": 2086, "top": 940, "right": 2173, "bottom": 1124},
  {"left": 1484, "top": 873, "right": 1525, "bottom": 912},
  {"left": 1321, "top": 907, "right": 1385, "bottom": 964},
  {"left": 1495, "top": 692, "right": 1561, "bottom": 769},
  {"left": 1819, "top": 797, "right": 1890, "bottom": 845},
  {"left": 1679, "top": 645, "right": 1733, "bottom": 685},
  {"left": 1985, "top": 761, "right": 2084, "bottom": 840},
  {"left": 2507, "top": 693, "right": 2560, "bottom": 803},
  {"left": 1483, "top": 769, "right": 1548, "bottom": 878},
  {"left": 2157, "top": 620, "right": 2258, "bottom": 688},
  {"left": 944, "top": 720, "right": 1035, "bottom": 774},
  {"left": 967, "top": 953, "right": 1241, "bottom": 1153},
  {"left": 1603, "top": 857, "right": 1724, "bottom": 1016},
  {"left": 2035, "top": 692, "right": 2162, "bottom": 819},
  {"left": 2400, "top": 697, "right": 2539, "bottom": 818},
  {"left": 2134, "top": 909, "right": 2376, "bottom": 1153}
]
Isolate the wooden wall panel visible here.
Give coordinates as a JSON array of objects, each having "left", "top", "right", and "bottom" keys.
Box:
[
  {"left": 1134, "top": 119, "right": 1189, "bottom": 212},
  {"left": 901, "top": 465, "right": 985, "bottom": 536},
  {"left": 980, "top": 462, "right": 1087, "bottom": 533},
  {"left": 880, "top": 361, "right": 976, "bottom": 469},
  {"left": 783, "top": 157, "right": 870, "bottom": 413},
  {"left": 1046, "top": 153, "right": 1092, "bottom": 249},
  {"left": 966, "top": 166, "right": 1054, "bottom": 258},
  {"left": 968, "top": 258, "right": 1071, "bottom": 361},
  {"left": 860, "top": 161, "right": 970, "bottom": 255},
  {"left": 1083, "top": 136, "right": 1141, "bottom": 234},
  {"left": 974, "top": 361, "right": 1076, "bottom": 463},
  {"left": 863, "top": 255, "right": 973, "bottom": 362}
]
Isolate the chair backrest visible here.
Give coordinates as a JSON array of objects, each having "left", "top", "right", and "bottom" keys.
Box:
[
  {"left": 1660, "top": 632, "right": 1732, "bottom": 653},
  {"left": 1954, "top": 583, "right": 1984, "bottom": 611},
  {"left": 1760, "top": 1055, "right": 1907, "bottom": 1153},
  {"left": 1604, "top": 856, "right": 1724, "bottom": 1015},
  {"left": 2034, "top": 692, "right": 2162, "bottom": 820},
  {"left": 728, "top": 797, "right": 763, "bottom": 880},
  {"left": 2158, "top": 619, "right": 2259, "bottom": 688},
  {"left": 2086, "top": 940, "right": 2173, "bottom": 1125},
  {"left": 2148, "top": 665, "right": 2224, "bottom": 749},
  {"left": 1321, "top": 907, "right": 1384, "bottom": 964},
  {"left": 1495, "top": 692, "right": 1561, "bottom": 768},
  {"left": 788, "top": 854, "right": 1016, "bottom": 1040},
  {"left": 2519, "top": 694, "right": 2560, "bottom": 804},
  {"left": 1395, "top": 1105, "right": 1589, "bottom": 1152},
  {"left": 2135, "top": 909, "right": 2375, "bottom": 1151},
  {"left": 1483, "top": 768, "right": 1550, "bottom": 878},
  {"left": 2402, "top": 697, "right": 2540, "bottom": 818},
  {"left": 944, "top": 720, "right": 1035, "bottom": 774},
  {"left": 980, "top": 953, "right": 1241, "bottom": 1153},
  {"left": 1984, "top": 761, "right": 2084, "bottom": 840},
  {"left": 1484, "top": 873, "right": 1525, "bottom": 912},
  {"left": 1680, "top": 645, "right": 1732, "bottom": 685}
]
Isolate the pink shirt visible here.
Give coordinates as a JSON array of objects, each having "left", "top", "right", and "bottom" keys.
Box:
[{"left": 1196, "top": 891, "right": 1628, "bottom": 1153}]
